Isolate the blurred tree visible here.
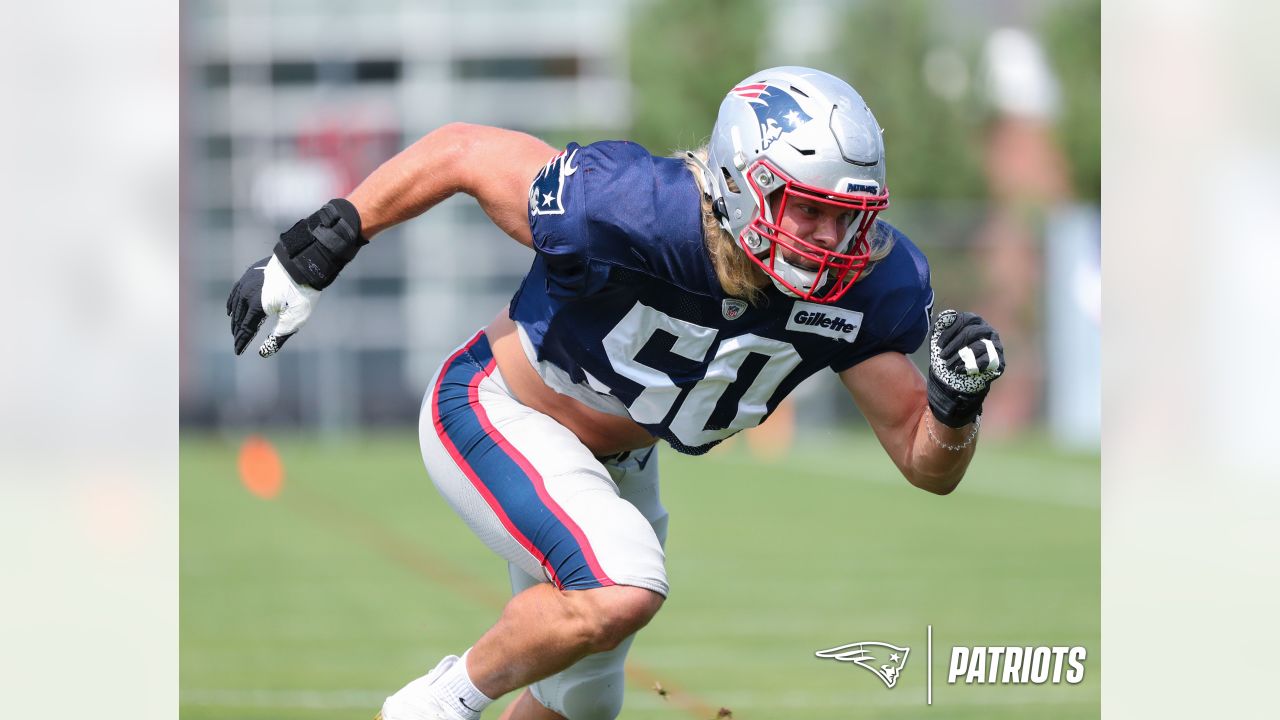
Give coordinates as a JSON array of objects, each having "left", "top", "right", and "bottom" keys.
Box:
[
  {"left": 1040, "top": 0, "right": 1101, "bottom": 201},
  {"left": 627, "top": 0, "right": 766, "bottom": 155},
  {"left": 824, "top": 0, "right": 985, "bottom": 200}
]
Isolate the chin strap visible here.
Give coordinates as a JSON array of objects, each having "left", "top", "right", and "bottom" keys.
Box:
[{"left": 769, "top": 254, "right": 826, "bottom": 298}]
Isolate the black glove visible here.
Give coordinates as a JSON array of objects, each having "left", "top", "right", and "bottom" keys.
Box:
[
  {"left": 273, "top": 198, "right": 367, "bottom": 290},
  {"left": 926, "top": 309, "right": 1005, "bottom": 428},
  {"left": 227, "top": 256, "right": 271, "bottom": 355}
]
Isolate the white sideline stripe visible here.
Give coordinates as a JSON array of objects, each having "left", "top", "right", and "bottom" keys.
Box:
[
  {"left": 182, "top": 687, "right": 1095, "bottom": 711},
  {"left": 982, "top": 338, "right": 1001, "bottom": 371},
  {"left": 183, "top": 689, "right": 387, "bottom": 709},
  {"left": 712, "top": 453, "right": 1098, "bottom": 509},
  {"left": 959, "top": 346, "right": 979, "bottom": 374},
  {"left": 629, "top": 687, "right": 1097, "bottom": 709}
]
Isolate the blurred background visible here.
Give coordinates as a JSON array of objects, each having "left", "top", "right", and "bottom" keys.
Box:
[
  {"left": 25, "top": 0, "right": 1280, "bottom": 718},
  {"left": 180, "top": 0, "right": 1099, "bottom": 448},
  {"left": 180, "top": 1, "right": 1100, "bottom": 718}
]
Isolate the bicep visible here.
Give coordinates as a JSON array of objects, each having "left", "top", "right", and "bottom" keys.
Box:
[
  {"left": 838, "top": 352, "right": 928, "bottom": 472},
  {"left": 455, "top": 125, "right": 558, "bottom": 249}
]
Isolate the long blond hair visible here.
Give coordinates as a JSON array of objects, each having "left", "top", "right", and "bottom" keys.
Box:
[{"left": 679, "top": 147, "right": 895, "bottom": 306}]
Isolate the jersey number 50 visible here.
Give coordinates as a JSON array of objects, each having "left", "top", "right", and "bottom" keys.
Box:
[{"left": 601, "top": 303, "right": 801, "bottom": 448}]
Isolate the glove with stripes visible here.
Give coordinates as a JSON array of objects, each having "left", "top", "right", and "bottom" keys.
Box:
[{"left": 926, "top": 309, "right": 1005, "bottom": 428}]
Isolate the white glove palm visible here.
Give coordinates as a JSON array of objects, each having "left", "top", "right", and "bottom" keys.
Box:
[
  {"left": 258, "top": 255, "right": 320, "bottom": 357},
  {"left": 226, "top": 254, "right": 321, "bottom": 357}
]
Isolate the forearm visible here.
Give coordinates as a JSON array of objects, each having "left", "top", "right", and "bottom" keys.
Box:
[
  {"left": 901, "top": 405, "right": 978, "bottom": 495},
  {"left": 900, "top": 308, "right": 1005, "bottom": 495},
  {"left": 345, "top": 122, "right": 475, "bottom": 239}
]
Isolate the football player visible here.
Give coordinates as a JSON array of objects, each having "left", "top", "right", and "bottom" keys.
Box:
[{"left": 227, "top": 66, "right": 1004, "bottom": 720}]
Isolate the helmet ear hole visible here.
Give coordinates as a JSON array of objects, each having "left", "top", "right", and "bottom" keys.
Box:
[
  {"left": 720, "top": 167, "right": 741, "bottom": 194},
  {"left": 765, "top": 187, "right": 783, "bottom": 211},
  {"left": 761, "top": 187, "right": 785, "bottom": 226}
]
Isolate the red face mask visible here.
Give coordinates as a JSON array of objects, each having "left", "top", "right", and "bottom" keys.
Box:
[{"left": 740, "top": 160, "right": 889, "bottom": 303}]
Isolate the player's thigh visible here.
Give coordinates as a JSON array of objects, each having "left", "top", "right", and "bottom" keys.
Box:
[{"left": 421, "top": 331, "right": 666, "bottom": 595}]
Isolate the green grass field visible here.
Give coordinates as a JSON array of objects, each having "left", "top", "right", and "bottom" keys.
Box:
[{"left": 181, "top": 428, "right": 1098, "bottom": 719}]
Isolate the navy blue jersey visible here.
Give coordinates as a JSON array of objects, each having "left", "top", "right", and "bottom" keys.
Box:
[{"left": 511, "top": 141, "right": 933, "bottom": 455}]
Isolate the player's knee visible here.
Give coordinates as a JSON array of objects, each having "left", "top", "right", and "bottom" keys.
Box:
[
  {"left": 594, "top": 586, "right": 664, "bottom": 651},
  {"left": 533, "top": 666, "right": 626, "bottom": 720},
  {"left": 570, "top": 586, "right": 664, "bottom": 653},
  {"left": 561, "top": 674, "right": 625, "bottom": 720}
]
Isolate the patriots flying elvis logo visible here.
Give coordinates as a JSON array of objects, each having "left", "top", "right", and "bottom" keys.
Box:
[
  {"left": 732, "top": 84, "right": 813, "bottom": 149},
  {"left": 529, "top": 147, "right": 578, "bottom": 217},
  {"left": 816, "top": 641, "right": 911, "bottom": 689}
]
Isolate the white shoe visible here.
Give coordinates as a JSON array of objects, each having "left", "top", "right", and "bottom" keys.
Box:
[{"left": 380, "top": 656, "right": 469, "bottom": 720}]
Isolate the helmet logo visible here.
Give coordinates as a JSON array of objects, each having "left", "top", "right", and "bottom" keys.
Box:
[{"left": 731, "top": 84, "right": 813, "bottom": 150}]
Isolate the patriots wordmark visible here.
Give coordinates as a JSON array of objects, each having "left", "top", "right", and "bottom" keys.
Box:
[{"left": 948, "top": 646, "right": 1087, "bottom": 685}]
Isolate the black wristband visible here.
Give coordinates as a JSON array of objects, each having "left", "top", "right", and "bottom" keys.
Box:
[
  {"left": 927, "top": 372, "right": 987, "bottom": 428},
  {"left": 273, "top": 199, "right": 367, "bottom": 290}
]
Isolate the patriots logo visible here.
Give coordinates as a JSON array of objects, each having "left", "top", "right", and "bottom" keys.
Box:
[
  {"left": 529, "top": 147, "right": 578, "bottom": 217},
  {"left": 732, "top": 84, "right": 814, "bottom": 149},
  {"left": 816, "top": 641, "right": 911, "bottom": 689}
]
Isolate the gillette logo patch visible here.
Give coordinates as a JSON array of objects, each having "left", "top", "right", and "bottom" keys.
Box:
[{"left": 786, "top": 302, "right": 863, "bottom": 342}]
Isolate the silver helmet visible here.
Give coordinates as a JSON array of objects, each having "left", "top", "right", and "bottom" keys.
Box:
[{"left": 702, "top": 66, "right": 889, "bottom": 302}]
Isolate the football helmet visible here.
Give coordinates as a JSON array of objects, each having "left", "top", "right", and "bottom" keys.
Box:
[{"left": 703, "top": 66, "right": 889, "bottom": 302}]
